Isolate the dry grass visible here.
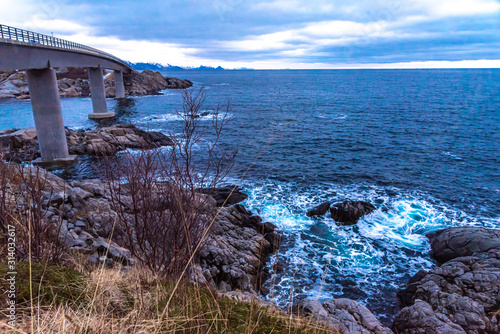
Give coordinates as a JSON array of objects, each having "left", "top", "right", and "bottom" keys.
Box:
[{"left": 0, "top": 260, "right": 336, "bottom": 334}]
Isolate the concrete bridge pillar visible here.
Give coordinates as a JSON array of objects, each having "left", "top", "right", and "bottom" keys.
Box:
[
  {"left": 25, "top": 68, "right": 77, "bottom": 165},
  {"left": 88, "top": 67, "right": 115, "bottom": 119},
  {"left": 114, "top": 70, "right": 126, "bottom": 98}
]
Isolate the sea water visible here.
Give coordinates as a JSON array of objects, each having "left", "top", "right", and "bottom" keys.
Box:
[{"left": 1, "top": 69, "right": 498, "bottom": 322}]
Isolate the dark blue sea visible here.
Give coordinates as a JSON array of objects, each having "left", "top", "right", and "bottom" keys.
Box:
[{"left": 1, "top": 69, "right": 499, "bottom": 322}]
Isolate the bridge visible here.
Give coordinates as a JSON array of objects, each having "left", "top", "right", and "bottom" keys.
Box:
[{"left": 0, "top": 24, "right": 133, "bottom": 165}]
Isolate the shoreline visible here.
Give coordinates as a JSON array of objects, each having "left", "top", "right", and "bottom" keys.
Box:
[
  {"left": 1, "top": 123, "right": 499, "bottom": 332},
  {"left": 0, "top": 68, "right": 193, "bottom": 100}
]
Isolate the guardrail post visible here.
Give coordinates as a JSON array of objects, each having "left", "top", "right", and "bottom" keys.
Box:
[
  {"left": 25, "top": 68, "right": 77, "bottom": 165},
  {"left": 88, "top": 67, "right": 115, "bottom": 119},
  {"left": 114, "top": 70, "right": 126, "bottom": 98}
]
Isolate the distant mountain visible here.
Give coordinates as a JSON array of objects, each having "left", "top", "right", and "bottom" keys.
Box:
[
  {"left": 127, "top": 62, "right": 230, "bottom": 71},
  {"left": 127, "top": 62, "right": 183, "bottom": 71},
  {"left": 186, "top": 65, "right": 225, "bottom": 71}
]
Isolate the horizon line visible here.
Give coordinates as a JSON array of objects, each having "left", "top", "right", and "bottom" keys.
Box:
[{"left": 136, "top": 59, "right": 500, "bottom": 71}]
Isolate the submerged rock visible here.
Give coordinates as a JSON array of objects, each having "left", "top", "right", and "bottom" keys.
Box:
[
  {"left": 306, "top": 201, "right": 331, "bottom": 217},
  {"left": 294, "top": 299, "right": 392, "bottom": 334},
  {"left": 330, "top": 200, "right": 376, "bottom": 225},
  {"left": 393, "top": 227, "right": 500, "bottom": 333}
]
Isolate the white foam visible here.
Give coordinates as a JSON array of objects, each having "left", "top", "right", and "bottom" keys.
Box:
[
  {"left": 442, "top": 151, "right": 463, "bottom": 160},
  {"left": 238, "top": 179, "right": 499, "bottom": 310}
]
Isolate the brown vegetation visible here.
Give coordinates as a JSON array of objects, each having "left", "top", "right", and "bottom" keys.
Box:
[{"left": 102, "top": 89, "right": 236, "bottom": 277}]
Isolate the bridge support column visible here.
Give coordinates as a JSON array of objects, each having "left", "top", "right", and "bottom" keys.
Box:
[
  {"left": 26, "top": 68, "right": 77, "bottom": 165},
  {"left": 114, "top": 70, "right": 126, "bottom": 99},
  {"left": 88, "top": 67, "right": 115, "bottom": 119}
]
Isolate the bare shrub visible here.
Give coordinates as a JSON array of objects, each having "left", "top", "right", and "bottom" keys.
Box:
[
  {"left": 16, "top": 165, "right": 65, "bottom": 262},
  {"left": 0, "top": 155, "right": 14, "bottom": 234},
  {"left": 0, "top": 156, "right": 65, "bottom": 262},
  {"left": 103, "top": 88, "right": 236, "bottom": 277}
]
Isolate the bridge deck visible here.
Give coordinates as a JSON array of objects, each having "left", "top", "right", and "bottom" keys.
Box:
[{"left": 0, "top": 24, "right": 131, "bottom": 73}]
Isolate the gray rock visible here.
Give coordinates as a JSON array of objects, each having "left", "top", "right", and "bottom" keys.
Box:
[
  {"left": 394, "top": 228, "right": 500, "bottom": 333},
  {"left": 68, "top": 187, "right": 93, "bottom": 200},
  {"left": 72, "top": 179, "right": 106, "bottom": 197},
  {"left": 197, "top": 185, "right": 248, "bottom": 206},
  {"left": 393, "top": 300, "right": 466, "bottom": 334},
  {"left": 42, "top": 192, "right": 64, "bottom": 206},
  {"left": 427, "top": 226, "right": 500, "bottom": 263},
  {"left": 93, "top": 237, "right": 133, "bottom": 265},
  {"left": 68, "top": 187, "right": 92, "bottom": 211},
  {"left": 2, "top": 124, "right": 174, "bottom": 162},
  {"left": 294, "top": 299, "right": 392, "bottom": 334},
  {"left": 75, "top": 220, "right": 87, "bottom": 228},
  {"left": 330, "top": 200, "right": 376, "bottom": 225},
  {"left": 198, "top": 204, "right": 279, "bottom": 295},
  {"left": 1, "top": 69, "right": 191, "bottom": 99},
  {"left": 306, "top": 201, "right": 331, "bottom": 217}
]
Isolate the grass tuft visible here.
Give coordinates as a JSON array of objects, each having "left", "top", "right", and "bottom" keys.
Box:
[{"left": 1, "top": 261, "right": 336, "bottom": 333}]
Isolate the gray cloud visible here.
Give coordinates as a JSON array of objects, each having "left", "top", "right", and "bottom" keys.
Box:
[{"left": 6, "top": 0, "right": 500, "bottom": 67}]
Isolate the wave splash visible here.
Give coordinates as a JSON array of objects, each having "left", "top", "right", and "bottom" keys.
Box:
[{"left": 238, "top": 179, "right": 498, "bottom": 321}]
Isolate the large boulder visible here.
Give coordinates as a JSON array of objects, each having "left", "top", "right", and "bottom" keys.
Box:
[
  {"left": 294, "top": 299, "right": 392, "bottom": 334},
  {"left": 427, "top": 226, "right": 500, "bottom": 264},
  {"left": 330, "top": 200, "right": 376, "bottom": 225},
  {"left": 394, "top": 227, "right": 500, "bottom": 333},
  {"left": 393, "top": 300, "right": 466, "bottom": 333}
]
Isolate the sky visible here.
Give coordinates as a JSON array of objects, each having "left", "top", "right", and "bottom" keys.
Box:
[{"left": 1, "top": 0, "right": 499, "bottom": 69}]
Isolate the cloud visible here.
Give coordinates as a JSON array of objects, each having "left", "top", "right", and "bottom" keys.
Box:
[
  {"left": 0, "top": 0, "right": 499, "bottom": 68},
  {"left": 409, "top": 0, "right": 500, "bottom": 17}
]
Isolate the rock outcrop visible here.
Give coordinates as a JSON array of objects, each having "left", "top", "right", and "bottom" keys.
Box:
[
  {"left": 123, "top": 70, "right": 193, "bottom": 96},
  {"left": 294, "top": 299, "right": 392, "bottom": 334},
  {"left": 330, "top": 200, "right": 376, "bottom": 225},
  {"left": 393, "top": 227, "right": 500, "bottom": 334},
  {"left": 0, "top": 124, "right": 173, "bottom": 162},
  {"left": 0, "top": 69, "right": 193, "bottom": 99},
  {"left": 2, "top": 165, "right": 278, "bottom": 296},
  {"left": 197, "top": 204, "right": 280, "bottom": 295},
  {"left": 0, "top": 71, "right": 29, "bottom": 99},
  {"left": 427, "top": 226, "right": 500, "bottom": 264}
]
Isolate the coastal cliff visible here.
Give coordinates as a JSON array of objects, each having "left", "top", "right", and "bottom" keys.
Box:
[{"left": 0, "top": 68, "right": 193, "bottom": 99}]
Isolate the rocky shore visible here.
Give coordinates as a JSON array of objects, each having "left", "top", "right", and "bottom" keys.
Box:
[
  {"left": 0, "top": 68, "right": 193, "bottom": 99},
  {"left": 301, "top": 200, "right": 500, "bottom": 333},
  {"left": 393, "top": 227, "right": 500, "bottom": 333},
  {"left": 3, "top": 168, "right": 278, "bottom": 297},
  {"left": 2, "top": 124, "right": 499, "bottom": 333},
  {"left": 0, "top": 124, "right": 173, "bottom": 162}
]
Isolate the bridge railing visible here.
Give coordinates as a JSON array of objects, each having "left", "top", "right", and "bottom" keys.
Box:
[{"left": 0, "top": 24, "right": 130, "bottom": 69}]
